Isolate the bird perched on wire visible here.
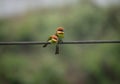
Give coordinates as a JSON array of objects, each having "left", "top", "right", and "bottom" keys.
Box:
[
  {"left": 55, "top": 27, "right": 64, "bottom": 42},
  {"left": 55, "top": 27, "right": 64, "bottom": 54},
  {"left": 43, "top": 35, "right": 58, "bottom": 48}
]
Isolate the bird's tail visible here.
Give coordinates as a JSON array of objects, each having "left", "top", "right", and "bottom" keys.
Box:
[
  {"left": 43, "top": 43, "right": 48, "bottom": 47},
  {"left": 55, "top": 44, "right": 59, "bottom": 54}
]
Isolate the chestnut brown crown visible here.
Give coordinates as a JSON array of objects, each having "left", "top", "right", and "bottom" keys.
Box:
[{"left": 57, "top": 27, "right": 64, "bottom": 31}]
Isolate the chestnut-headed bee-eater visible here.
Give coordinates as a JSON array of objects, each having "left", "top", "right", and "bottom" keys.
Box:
[
  {"left": 55, "top": 27, "right": 64, "bottom": 54},
  {"left": 56, "top": 27, "right": 64, "bottom": 42},
  {"left": 43, "top": 35, "right": 58, "bottom": 48}
]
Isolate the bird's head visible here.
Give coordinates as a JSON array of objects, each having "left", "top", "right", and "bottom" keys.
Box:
[
  {"left": 56, "top": 27, "right": 64, "bottom": 35},
  {"left": 51, "top": 35, "right": 58, "bottom": 42},
  {"left": 57, "top": 27, "right": 64, "bottom": 32}
]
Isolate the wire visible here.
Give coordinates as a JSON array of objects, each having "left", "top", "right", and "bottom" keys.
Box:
[{"left": 0, "top": 40, "right": 120, "bottom": 45}]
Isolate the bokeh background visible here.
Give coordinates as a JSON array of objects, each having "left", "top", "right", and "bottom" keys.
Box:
[{"left": 0, "top": 0, "right": 120, "bottom": 84}]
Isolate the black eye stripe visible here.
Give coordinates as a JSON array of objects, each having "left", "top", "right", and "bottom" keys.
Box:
[{"left": 58, "top": 30, "right": 64, "bottom": 32}]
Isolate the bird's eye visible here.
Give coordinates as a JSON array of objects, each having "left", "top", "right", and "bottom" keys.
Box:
[
  {"left": 58, "top": 29, "right": 64, "bottom": 32},
  {"left": 60, "top": 30, "right": 64, "bottom": 32}
]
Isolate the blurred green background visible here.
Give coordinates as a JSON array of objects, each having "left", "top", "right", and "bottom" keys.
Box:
[{"left": 0, "top": 0, "right": 120, "bottom": 84}]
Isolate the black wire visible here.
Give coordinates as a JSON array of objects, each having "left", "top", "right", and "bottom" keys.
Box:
[
  {"left": 62, "top": 40, "right": 120, "bottom": 44},
  {"left": 0, "top": 40, "right": 120, "bottom": 45}
]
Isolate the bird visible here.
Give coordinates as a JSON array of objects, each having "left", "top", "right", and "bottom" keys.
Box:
[
  {"left": 43, "top": 35, "right": 58, "bottom": 48},
  {"left": 55, "top": 27, "right": 64, "bottom": 42},
  {"left": 55, "top": 27, "right": 64, "bottom": 54}
]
